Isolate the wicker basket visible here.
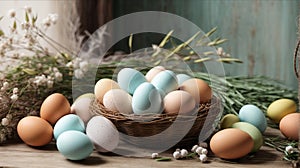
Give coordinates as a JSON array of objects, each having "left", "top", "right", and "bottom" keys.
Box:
[{"left": 90, "top": 96, "right": 221, "bottom": 147}]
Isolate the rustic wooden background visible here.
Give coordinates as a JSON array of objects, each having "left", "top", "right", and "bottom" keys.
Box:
[{"left": 113, "top": 0, "right": 300, "bottom": 89}]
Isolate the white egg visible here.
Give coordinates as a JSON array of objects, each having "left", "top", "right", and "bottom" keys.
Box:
[
  {"left": 71, "top": 93, "right": 95, "bottom": 125},
  {"left": 86, "top": 116, "right": 119, "bottom": 152},
  {"left": 103, "top": 89, "right": 133, "bottom": 114}
]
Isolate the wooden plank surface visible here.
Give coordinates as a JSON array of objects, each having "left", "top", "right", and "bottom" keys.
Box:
[{"left": 0, "top": 127, "right": 294, "bottom": 168}]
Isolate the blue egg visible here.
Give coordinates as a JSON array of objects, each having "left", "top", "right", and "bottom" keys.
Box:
[
  {"left": 56, "top": 131, "right": 93, "bottom": 160},
  {"left": 117, "top": 68, "right": 147, "bottom": 95},
  {"left": 238, "top": 104, "right": 267, "bottom": 133},
  {"left": 151, "top": 70, "right": 178, "bottom": 97},
  {"left": 132, "top": 82, "right": 163, "bottom": 114},
  {"left": 176, "top": 74, "right": 192, "bottom": 85},
  {"left": 53, "top": 114, "right": 85, "bottom": 140}
]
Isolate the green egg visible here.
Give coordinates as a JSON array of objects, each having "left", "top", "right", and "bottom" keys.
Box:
[
  {"left": 220, "top": 114, "right": 239, "bottom": 129},
  {"left": 232, "top": 122, "right": 263, "bottom": 152}
]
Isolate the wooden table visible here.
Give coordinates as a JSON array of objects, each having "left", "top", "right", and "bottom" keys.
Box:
[{"left": 0, "top": 128, "right": 295, "bottom": 168}]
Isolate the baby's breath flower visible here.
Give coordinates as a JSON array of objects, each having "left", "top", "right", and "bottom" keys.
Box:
[
  {"left": 180, "top": 149, "right": 188, "bottom": 157},
  {"left": 49, "top": 13, "right": 58, "bottom": 24},
  {"left": 74, "top": 69, "right": 84, "bottom": 79},
  {"left": 54, "top": 72, "right": 63, "bottom": 82},
  {"left": 52, "top": 67, "right": 59, "bottom": 73},
  {"left": 66, "top": 61, "right": 73, "bottom": 68},
  {"left": 3, "top": 82, "right": 9, "bottom": 89},
  {"left": 5, "top": 114, "right": 12, "bottom": 120},
  {"left": 42, "top": 17, "right": 51, "bottom": 27},
  {"left": 13, "top": 87, "right": 18, "bottom": 94},
  {"left": 8, "top": 9, "right": 16, "bottom": 18},
  {"left": 285, "top": 145, "right": 295, "bottom": 154},
  {"left": 151, "top": 153, "right": 159, "bottom": 159},
  {"left": 24, "top": 6, "right": 32, "bottom": 14},
  {"left": 201, "top": 148, "right": 208, "bottom": 155},
  {"left": 10, "top": 94, "right": 18, "bottom": 101},
  {"left": 195, "top": 147, "right": 204, "bottom": 155},
  {"left": 79, "top": 61, "right": 89, "bottom": 72},
  {"left": 1, "top": 118, "right": 9, "bottom": 126},
  {"left": 173, "top": 151, "right": 181, "bottom": 160},
  {"left": 199, "top": 154, "right": 208, "bottom": 163},
  {"left": 47, "top": 80, "right": 54, "bottom": 88},
  {"left": 21, "top": 22, "right": 30, "bottom": 30},
  {"left": 191, "top": 145, "right": 199, "bottom": 152}
]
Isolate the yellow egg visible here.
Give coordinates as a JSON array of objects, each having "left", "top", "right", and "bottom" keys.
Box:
[
  {"left": 220, "top": 114, "right": 240, "bottom": 129},
  {"left": 40, "top": 93, "right": 71, "bottom": 125},
  {"left": 17, "top": 116, "right": 53, "bottom": 146},
  {"left": 267, "top": 99, "right": 297, "bottom": 123},
  {"left": 179, "top": 78, "right": 212, "bottom": 103},
  {"left": 210, "top": 128, "right": 254, "bottom": 159},
  {"left": 279, "top": 113, "right": 300, "bottom": 140},
  {"left": 94, "top": 78, "right": 120, "bottom": 104},
  {"left": 163, "top": 90, "right": 196, "bottom": 115}
]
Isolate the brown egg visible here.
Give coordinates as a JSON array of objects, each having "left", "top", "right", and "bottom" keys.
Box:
[
  {"left": 179, "top": 78, "right": 212, "bottom": 103},
  {"left": 17, "top": 116, "right": 53, "bottom": 146},
  {"left": 279, "top": 113, "right": 300, "bottom": 140},
  {"left": 163, "top": 90, "right": 196, "bottom": 115},
  {"left": 40, "top": 93, "right": 70, "bottom": 125},
  {"left": 94, "top": 78, "right": 120, "bottom": 104},
  {"left": 210, "top": 128, "right": 254, "bottom": 159}
]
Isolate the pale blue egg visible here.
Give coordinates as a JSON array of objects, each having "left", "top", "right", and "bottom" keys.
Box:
[
  {"left": 132, "top": 82, "right": 163, "bottom": 114},
  {"left": 117, "top": 68, "right": 147, "bottom": 95},
  {"left": 56, "top": 130, "right": 93, "bottom": 160},
  {"left": 53, "top": 114, "right": 85, "bottom": 140},
  {"left": 176, "top": 74, "right": 192, "bottom": 85},
  {"left": 238, "top": 104, "right": 267, "bottom": 133},
  {"left": 151, "top": 70, "right": 178, "bottom": 97}
]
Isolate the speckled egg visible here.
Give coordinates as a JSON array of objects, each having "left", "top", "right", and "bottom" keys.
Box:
[
  {"left": 94, "top": 78, "right": 120, "bottom": 104},
  {"left": 117, "top": 68, "right": 147, "bottom": 95},
  {"left": 40, "top": 93, "right": 71, "bottom": 125},
  {"left": 103, "top": 89, "right": 133, "bottom": 114},
  {"left": 86, "top": 116, "right": 119, "bottom": 152},
  {"left": 71, "top": 93, "right": 95, "bottom": 125}
]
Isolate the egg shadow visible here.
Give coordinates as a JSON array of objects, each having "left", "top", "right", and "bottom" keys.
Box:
[{"left": 67, "top": 156, "right": 107, "bottom": 166}]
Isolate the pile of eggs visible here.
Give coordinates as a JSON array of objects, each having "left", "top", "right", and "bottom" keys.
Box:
[
  {"left": 95, "top": 66, "right": 212, "bottom": 115},
  {"left": 17, "top": 93, "right": 119, "bottom": 161},
  {"left": 210, "top": 98, "right": 299, "bottom": 160},
  {"left": 210, "top": 104, "right": 266, "bottom": 160}
]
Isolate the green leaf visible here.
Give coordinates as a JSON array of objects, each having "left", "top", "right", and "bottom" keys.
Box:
[
  {"left": 128, "top": 34, "right": 133, "bottom": 53},
  {"left": 0, "top": 29, "right": 4, "bottom": 36},
  {"left": 0, "top": 16, "right": 3, "bottom": 21},
  {"left": 159, "top": 30, "right": 174, "bottom": 48},
  {"left": 22, "top": 68, "right": 37, "bottom": 75},
  {"left": 155, "top": 157, "right": 172, "bottom": 161},
  {"left": 32, "top": 14, "right": 38, "bottom": 25}
]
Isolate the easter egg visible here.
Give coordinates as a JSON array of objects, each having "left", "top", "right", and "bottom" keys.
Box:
[
  {"left": 238, "top": 104, "right": 267, "bottom": 133},
  {"left": 151, "top": 70, "right": 178, "bottom": 97},
  {"left": 17, "top": 116, "right": 53, "bottom": 146},
  {"left": 40, "top": 93, "right": 71, "bottom": 125},
  {"left": 267, "top": 99, "right": 297, "bottom": 123},
  {"left": 279, "top": 113, "right": 300, "bottom": 140},
  {"left": 232, "top": 122, "right": 263, "bottom": 152},
  {"left": 86, "top": 116, "right": 119, "bottom": 152},
  {"left": 176, "top": 74, "right": 192, "bottom": 85},
  {"left": 117, "top": 68, "right": 147, "bottom": 95},
  {"left": 132, "top": 82, "right": 163, "bottom": 115},
  {"left": 145, "top": 66, "right": 165, "bottom": 81},
  {"left": 94, "top": 78, "right": 120, "bottom": 104},
  {"left": 210, "top": 128, "right": 254, "bottom": 159},
  {"left": 220, "top": 114, "right": 240, "bottom": 129},
  {"left": 56, "top": 131, "right": 93, "bottom": 160},
  {"left": 179, "top": 78, "right": 212, "bottom": 103},
  {"left": 103, "top": 89, "right": 133, "bottom": 114},
  {"left": 53, "top": 114, "right": 85, "bottom": 140},
  {"left": 163, "top": 90, "right": 196, "bottom": 115},
  {"left": 71, "top": 93, "right": 95, "bottom": 125}
]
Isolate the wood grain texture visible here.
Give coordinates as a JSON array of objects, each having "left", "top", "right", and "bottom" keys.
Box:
[
  {"left": 0, "top": 128, "right": 293, "bottom": 168},
  {"left": 113, "top": 0, "right": 300, "bottom": 89}
]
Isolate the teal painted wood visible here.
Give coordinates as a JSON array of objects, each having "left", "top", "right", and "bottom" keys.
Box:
[{"left": 113, "top": 0, "right": 300, "bottom": 89}]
